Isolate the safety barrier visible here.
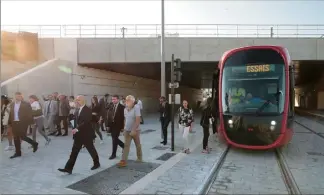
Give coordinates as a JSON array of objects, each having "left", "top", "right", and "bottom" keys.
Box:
[{"left": 1, "top": 24, "right": 324, "bottom": 38}]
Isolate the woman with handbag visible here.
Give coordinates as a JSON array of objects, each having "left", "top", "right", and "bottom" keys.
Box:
[
  {"left": 200, "top": 98, "right": 213, "bottom": 153},
  {"left": 178, "top": 100, "right": 194, "bottom": 154}
]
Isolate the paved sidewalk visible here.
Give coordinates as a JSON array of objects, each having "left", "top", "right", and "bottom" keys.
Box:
[
  {"left": 129, "top": 137, "right": 227, "bottom": 194},
  {"left": 0, "top": 115, "right": 210, "bottom": 194}
]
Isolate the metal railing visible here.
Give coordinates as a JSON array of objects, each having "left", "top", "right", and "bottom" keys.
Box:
[{"left": 1, "top": 24, "right": 324, "bottom": 38}]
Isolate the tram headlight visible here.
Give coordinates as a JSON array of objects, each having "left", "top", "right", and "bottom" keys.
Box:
[
  {"left": 270, "top": 120, "right": 276, "bottom": 126},
  {"left": 228, "top": 119, "right": 233, "bottom": 125}
]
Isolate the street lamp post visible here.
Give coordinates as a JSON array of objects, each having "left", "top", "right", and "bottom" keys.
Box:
[{"left": 161, "top": 0, "right": 166, "bottom": 97}]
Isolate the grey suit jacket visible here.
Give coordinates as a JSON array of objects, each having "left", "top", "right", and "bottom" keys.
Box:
[{"left": 43, "top": 100, "right": 58, "bottom": 116}]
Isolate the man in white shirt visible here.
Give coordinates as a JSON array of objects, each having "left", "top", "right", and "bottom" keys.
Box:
[{"left": 8, "top": 92, "right": 38, "bottom": 159}]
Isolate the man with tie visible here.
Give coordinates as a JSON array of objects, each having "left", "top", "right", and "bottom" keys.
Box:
[
  {"left": 43, "top": 94, "right": 58, "bottom": 135},
  {"left": 58, "top": 95, "right": 100, "bottom": 174},
  {"left": 8, "top": 92, "right": 38, "bottom": 159},
  {"left": 107, "top": 95, "right": 125, "bottom": 160}
]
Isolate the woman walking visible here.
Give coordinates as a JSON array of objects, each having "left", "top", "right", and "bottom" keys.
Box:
[
  {"left": 2, "top": 95, "right": 14, "bottom": 151},
  {"left": 200, "top": 97, "right": 214, "bottom": 153},
  {"left": 29, "top": 95, "right": 51, "bottom": 145},
  {"left": 91, "top": 96, "right": 103, "bottom": 144},
  {"left": 178, "top": 100, "right": 194, "bottom": 154}
]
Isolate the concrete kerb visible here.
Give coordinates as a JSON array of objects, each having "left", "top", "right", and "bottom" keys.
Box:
[
  {"left": 119, "top": 130, "right": 204, "bottom": 195},
  {"left": 194, "top": 146, "right": 230, "bottom": 195}
]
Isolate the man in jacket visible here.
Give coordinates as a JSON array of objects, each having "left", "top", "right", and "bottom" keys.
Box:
[
  {"left": 58, "top": 95, "right": 100, "bottom": 174},
  {"left": 56, "top": 95, "right": 70, "bottom": 136},
  {"left": 8, "top": 92, "right": 38, "bottom": 159},
  {"left": 107, "top": 95, "right": 125, "bottom": 160},
  {"left": 159, "top": 96, "right": 171, "bottom": 146}
]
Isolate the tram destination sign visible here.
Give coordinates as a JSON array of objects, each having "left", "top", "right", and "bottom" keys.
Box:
[{"left": 231, "top": 64, "right": 275, "bottom": 73}]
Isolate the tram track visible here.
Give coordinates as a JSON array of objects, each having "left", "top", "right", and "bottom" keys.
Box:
[
  {"left": 201, "top": 147, "right": 301, "bottom": 194},
  {"left": 201, "top": 146, "right": 231, "bottom": 194},
  {"left": 275, "top": 149, "right": 301, "bottom": 195},
  {"left": 294, "top": 120, "right": 324, "bottom": 140}
]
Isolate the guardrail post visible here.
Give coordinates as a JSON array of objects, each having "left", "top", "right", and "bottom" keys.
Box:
[
  {"left": 94, "top": 25, "right": 97, "bottom": 38},
  {"left": 114, "top": 24, "right": 117, "bottom": 38},
  {"left": 39, "top": 26, "right": 42, "bottom": 37},
  {"left": 270, "top": 27, "right": 274, "bottom": 38},
  {"left": 256, "top": 25, "right": 259, "bottom": 38},
  {"left": 236, "top": 25, "right": 239, "bottom": 37},
  {"left": 216, "top": 25, "right": 219, "bottom": 37},
  {"left": 79, "top": 25, "right": 81, "bottom": 38}
]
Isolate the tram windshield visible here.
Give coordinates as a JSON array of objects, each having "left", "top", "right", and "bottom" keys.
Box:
[{"left": 222, "top": 49, "right": 286, "bottom": 115}]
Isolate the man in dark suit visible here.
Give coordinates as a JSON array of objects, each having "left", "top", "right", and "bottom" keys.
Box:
[
  {"left": 159, "top": 96, "right": 171, "bottom": 146},
  {"left": 8, "top": 92, "right": 38, "bottom": 159},
  {"left": 107, "top": 95, "right": 125, "bottom": 160},
  {"left": 99, "top": 94, "right": 109, "bottom": 132},
  {"left": 58, "top": 95, "right": 100, "bottom": 174}
]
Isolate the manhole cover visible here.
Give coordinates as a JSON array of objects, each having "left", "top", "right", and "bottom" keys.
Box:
[
  {"left": 156, "top": 152, "right": 176, "bottom": 161},
  {"left": 141, "top": 129, "right": 156, "bottom": 134},
  {"left": 152, "top": 146, "right": 169, "bottom": 150},
  {"left": 67, "top": 160, "right": 160, "bottom": 194},
  {"left": 307, "top": 152, "right": 324, "bottom": 156}
]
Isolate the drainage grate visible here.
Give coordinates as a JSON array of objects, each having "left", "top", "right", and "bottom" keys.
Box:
[
  {"left": 152, "top": 146, "right": 169, "bottom": 150},
  {"left": 307, "top": 152, "right": 324, "bottom": 156},
  {"left": 156, "top": 152, "right": 177, "bottom": 161},
  {"left": 141, "top": 129, "right": 157, "bottom": 134},
  {"left": 67, "top": 160, "right": 160, "bottom": 195}
]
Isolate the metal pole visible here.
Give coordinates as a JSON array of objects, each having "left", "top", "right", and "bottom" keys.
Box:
[
  {"left": 171, "top": 54, "right": 175, "bottom": 151},
  {"left": 161, "top": 0, "right": 166, "bottom": 97}
]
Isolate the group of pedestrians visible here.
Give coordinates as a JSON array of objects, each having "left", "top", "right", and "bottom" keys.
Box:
[
  {"left": 1, "top": 90, "right": 218, "bottom": 175},
  {"left": 158, "top": 96, "right": 218, "bottom": 154},
  {"left": 1, "top": 92, "right": 144, "bottom": 174}
]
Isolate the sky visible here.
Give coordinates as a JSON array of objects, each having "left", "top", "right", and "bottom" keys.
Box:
[{"left": 1, "top": 0, "right": 324, "bottom": 25}]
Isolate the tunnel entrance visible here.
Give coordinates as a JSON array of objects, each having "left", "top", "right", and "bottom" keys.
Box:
[
  {"left": 294, "top": 60, "right": 324, "bottom": 110},
  {"left": 79, "top": 61, "right": 218, "bottom": 89},
  {"left": 79, "top": 61, "right": 219, "bottom": 111}
]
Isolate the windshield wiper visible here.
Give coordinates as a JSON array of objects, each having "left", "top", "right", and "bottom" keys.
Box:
[
  {"left": 256, "top": 91, "right": 281, "bottom": 115},
  {"left": 256, "top": 100, "right": 271, "bottom": 115}
]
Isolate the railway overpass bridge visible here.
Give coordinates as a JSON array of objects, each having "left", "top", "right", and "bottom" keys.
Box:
[{"left": 2, "top": 24, "right": 324, "bottom": 110}]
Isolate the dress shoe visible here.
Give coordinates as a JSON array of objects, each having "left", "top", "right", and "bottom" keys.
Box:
[
  {"left": 10, "top": 153, "right": 21, "bottom": 159},
  {"left": 91, "top": 164, "right": 100, "bottom": 170},
  {"left": 109, "top": 155, "right": 116, "bottom": 160},
  {"left": 55, "top": 133, "right": 62, "bottom": 136},
  {"left": 58, "top": 168, "right": 72, "bottom": 174},
  {"left": 49, "top": 132, "right": 56, "bottom": 136},
  {"left": 62, "top": 133, "right": 68, "bottom": 136},
  {"left": 33, "top": 143, "right": 38, "bottom": 153}
]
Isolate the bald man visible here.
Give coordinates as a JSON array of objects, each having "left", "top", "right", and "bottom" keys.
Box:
[{"left": 58, "top": 95, "right": 100, "bottom": 174}]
